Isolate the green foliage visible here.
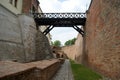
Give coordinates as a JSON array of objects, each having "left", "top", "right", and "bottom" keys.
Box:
[
  {"left": 64, "top": 38, "right": 76, "bottom": 46},
  {"left": 70, "top": 60, "right": 102, "bottom": 80},
  {"left": 53, "top": 40, "right": 61, "bottom": 47}
]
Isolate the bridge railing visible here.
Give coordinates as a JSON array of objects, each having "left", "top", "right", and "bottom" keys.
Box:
[{"left": 33, "top": 13, "right": 86, "bottom": 18}]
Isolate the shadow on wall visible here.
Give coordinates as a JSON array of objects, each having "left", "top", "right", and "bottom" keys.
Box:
[{"left": 35, "top": 31, "right": 54, "bottom": 60}]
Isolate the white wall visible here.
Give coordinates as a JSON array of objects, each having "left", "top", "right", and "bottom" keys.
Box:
[{"left": 0, "top": 0, "right": 23, "bottom": 14}]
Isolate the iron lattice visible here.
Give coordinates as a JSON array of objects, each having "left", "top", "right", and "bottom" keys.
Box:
[{"left": 33, "top": 13, "right": 86, "bottom": 19}]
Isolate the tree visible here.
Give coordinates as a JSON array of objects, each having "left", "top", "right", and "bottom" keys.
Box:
[
  {"left": 64, "top": 38, "right": 76, "bottom": 46},
  {"left": 65, "top": 40, "right": 71, "bottom": 46},
  {"left": 71, "top": 38, "right": 76, "bottom": 44},
  {"left": 53, "top": 40, "right": 61, "bottom": 47}
]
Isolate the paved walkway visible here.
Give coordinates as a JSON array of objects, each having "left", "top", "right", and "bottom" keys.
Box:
[{"left": 52, "top": 59, "right": 74, "bottom": 80}]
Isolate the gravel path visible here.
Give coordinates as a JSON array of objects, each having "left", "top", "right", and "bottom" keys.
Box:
[{"left": 52, "top": 59, "right": 74, "bottom": 80}]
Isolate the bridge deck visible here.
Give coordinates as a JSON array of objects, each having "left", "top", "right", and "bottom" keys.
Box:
[
  {"left": 33, "top": 13, "right": 86, "bottom": 26},
  {"left": 34, "top": 18, "right": 86, "bottom": 26}
]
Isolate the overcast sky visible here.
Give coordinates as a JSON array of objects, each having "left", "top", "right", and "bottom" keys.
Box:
[{"left": 39, "top": 0, "right": 91, "bottom": 45}]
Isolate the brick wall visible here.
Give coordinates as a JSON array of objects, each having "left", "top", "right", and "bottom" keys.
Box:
[
  {"left": 62, "top": 45, "right": 76, "bottom": 60},
  {"left": 22, "top": 0, "right": 39, "bottom": 14},
  {"left": 62, "top": 34, "right": 83, "bottom": 62},
  {"left": 22, "top": 0, "right": 32, "bottom": 13},
  {"left": 74, "top": 34, "right": 83, "bottom": 63},
  {"left": 83, "top": 0, "right": 120, "bottom": 79}
]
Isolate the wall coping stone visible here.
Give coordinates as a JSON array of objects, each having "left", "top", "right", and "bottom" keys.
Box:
[
  {"left": 26, "top": 59, "right": 60, "bottom": 70},
  {"left": 0, "top": 61, "right": 35, "bottom": 78},
  {"left": 0, "top": 59, "right": 63, "bottom": 79}
]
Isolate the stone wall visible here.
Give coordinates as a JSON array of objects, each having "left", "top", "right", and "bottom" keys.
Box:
[
  {"left": 35, "top": 31, "right": 53, "bottom": 60},
  {"left": 83, "top": 0, "right": 120, "bottom": 79},
  {"left": 52, "top": 46, "right": 68, "bottom": 59},
  {"left": 0, "top": 5, "right": 53, "bottom": 62},
  {"left": 62, "top": 34, "right": 83, "bottom": 63},
  {"left": 62, "top": 45, "right": 76, "bottom": 60},
  {"left": 18, "top": 15, "right": 37, "bottom": 62},
  {"left": 74, "top": 34, "right": 83, "bottom": 63},
  {"left": 0, "top": 4, "right": 25, "bottom": 62}
]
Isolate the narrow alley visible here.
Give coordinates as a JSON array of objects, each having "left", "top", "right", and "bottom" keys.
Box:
[
  {"left": 52, "top": 59, "right": 74, "bottom": 80},
  {"left": 0, "top": 0, "right": 120, "bottom": 80}
]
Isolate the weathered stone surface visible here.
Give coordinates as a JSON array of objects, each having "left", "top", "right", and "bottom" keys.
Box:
[
  {"left": 35, "top": 31, "right": 53, "bottom": 60},
  {"left": 52, "top": 46, "right": 68, "bottom": 58},
  {"left": 62, "top": 45, "right": 76, "bottom": 60},
  {"left": 0, "top": 5, "right": 25, "bottom": 62},
  {"left": 0, "top": 5, "right": 53, "bottom": 62},
  {"left": 62, "top": 34, "right": 83, "bottom": 63},
  {"left": 0, "top": 61, "right": 35, "bottom": 80},
  {"left": 0, "top": 59, "right": 62, "bottom": 80},
  {"left": 83, "top": 0, "right": 120, "bottom": 79},
  {"left": 26, "top": 59, "right": 61, "bottom": 80},
  {"left": 18, "top": 15, "right": 37, "bottom": 62},
  {"left": 0, "top": 42, "right": 25, "bottom": 62}
]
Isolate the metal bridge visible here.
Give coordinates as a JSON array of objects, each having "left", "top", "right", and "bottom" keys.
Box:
[{"left": 33, "top": 13, "right": 86, "bottom": 36}]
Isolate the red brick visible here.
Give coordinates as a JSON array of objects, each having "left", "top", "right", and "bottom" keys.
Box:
[
  {"left": 83, "top": 0, "right": 120, "bottom": 79},
  {"left": 22, "top": 0, "right": 39, "bottom": 14}
]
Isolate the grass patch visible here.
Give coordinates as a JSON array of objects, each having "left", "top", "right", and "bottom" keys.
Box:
[{"left": 70, "top": 60, "right": 102, "bottom": 80}]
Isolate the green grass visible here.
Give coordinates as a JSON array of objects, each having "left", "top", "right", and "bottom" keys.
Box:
[{"left": 70, "top": 60, "right": 102, "bottom": 80}]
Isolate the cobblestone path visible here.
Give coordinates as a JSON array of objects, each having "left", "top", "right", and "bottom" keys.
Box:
[{"left": 52, "top": 59, "right": 74, "bottom": 80}]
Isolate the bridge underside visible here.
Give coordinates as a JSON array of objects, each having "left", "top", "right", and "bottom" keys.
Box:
[
  {"left": 35, "top": 18, "right": 86, "bottom": 26},
  {"left": 33, "top": 13, "right": 86, "bottom": 36}
]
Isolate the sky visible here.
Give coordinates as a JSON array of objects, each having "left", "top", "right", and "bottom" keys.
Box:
[{"left": 39, "top": 0, "right": 91, "bottom": 45}]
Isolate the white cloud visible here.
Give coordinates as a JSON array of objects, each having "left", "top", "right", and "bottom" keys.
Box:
[{"left": 39, "top": 0, "right": 91, "bottom": 12}]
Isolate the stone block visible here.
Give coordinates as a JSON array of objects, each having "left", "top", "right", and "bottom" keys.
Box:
[{"left": 0, "top": 41, "right": 25, "bottom": 62}]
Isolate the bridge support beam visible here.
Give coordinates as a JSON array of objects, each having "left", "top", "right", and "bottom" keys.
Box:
[
  {"left": 73, "top": 26, "right": 84, "bottom": 37},
  {"left": 42, "top": 25, "right": 84, "bottom": 36},
  {"left": 43, "top": 25, "right": 54, "bottom": 35}
]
